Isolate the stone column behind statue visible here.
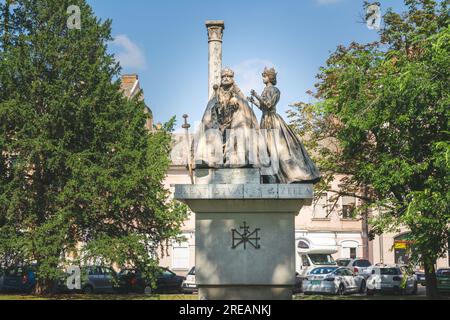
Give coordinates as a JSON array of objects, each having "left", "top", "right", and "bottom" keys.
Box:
[{"left": 206, "top": 21, "right": 224, "bottom": 100}]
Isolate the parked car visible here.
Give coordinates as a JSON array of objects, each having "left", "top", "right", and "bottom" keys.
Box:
[
  {"left": 414, "top": 271, "right": 426, "bottom": 286},
  {"left": 366, "top": 266, "right": 417, "bottom": 295},
  {"left": 181, "top": 267, "right": 197, "bottom": 294},
  {"left": 119, "top": 267, "right": 185, "bottom": 294},
  {"left": 436, "top": 268, "right": 450, "bottom": 293},
  {"left": 336, "top": 258, "right": 372, "bottom": 278},
  {"left": 0, "top": 265, "right": 37, "bottom": 293},
  {"left": 57, "top": 266, "right": 120, "bottom": 294},
  {"left": 297, "top": 237, "right": 338, "bottom": 280},
  {"left": 302, "top": 267, "right": 366, "bottom": 296}
]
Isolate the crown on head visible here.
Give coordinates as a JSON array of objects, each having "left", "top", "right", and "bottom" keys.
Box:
[
  {"left": 262, "top": 67, "right": 277, "bottom": 78},
  {"left": 221, "top": 68, "right": 235, "bottom": 77}
]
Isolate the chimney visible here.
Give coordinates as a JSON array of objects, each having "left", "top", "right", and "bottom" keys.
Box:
[
  {"left": 205, "top": 20, "right": 225, "bottom": 99},
  {"left": 120, "top": 74, "right": 139, "bottom": 98}
]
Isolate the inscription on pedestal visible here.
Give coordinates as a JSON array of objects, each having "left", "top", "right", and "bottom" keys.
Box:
[
  {"left": 244, "top": 185, "right": 278, "bottom": 199},
  {"left": 175, "top": 184, "right": 313, "bottom": 200},
  {"left": 174, "top": 185, "right": 209, "bottom": 199},
  {"left": 209, "top": 185, "right": 244, "bottom": 199},
  {"left": 278, "top": 185, "right": 313, "bottom": 199}
]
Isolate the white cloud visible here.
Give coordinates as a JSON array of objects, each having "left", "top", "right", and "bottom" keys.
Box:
[
  {"left": 231, "top": 59, "right": 277, "bottom": 97},
  {"left": 316, "top": 0, "right": 344, "bottom": 5},
  {"left": 111, "top": 34, "right": 147, "bottom": 70}
]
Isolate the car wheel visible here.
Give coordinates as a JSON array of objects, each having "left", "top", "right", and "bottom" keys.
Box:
[
  {"left": 337, "top": 284, "right": 345, "bottom": 296},
  {"left": 144, "top": 286, "right": 153, "bottom": 295},
  {"left": 82, "top": 285, "right": 94, "bottom": 294},
  {"left": 359, "top": 281, "right": 366, "bottom": 294},
  {"left": 411, "top": 282, "right": 418, "bottom": 295},
  {"left": 366, "top": 288, "right": 374, "bottom": 296}
]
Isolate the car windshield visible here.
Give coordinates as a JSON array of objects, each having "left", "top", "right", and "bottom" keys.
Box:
[
  {"left": 188, "top": 268, "right": 195, "bottom": 276},
  {"left": 162, "top": 270, "right": 174, "bottom": 277},
  {"left": 380, "top": 268, "right": 400, "bottom": 275},
  {"left": 354, "top": 260, "right": 371, "bottom": 267},
  {"left": 437, "top": 269, "right": 450, "bottom": 277},
  {"left": 309, "top": 254, "right": 336, "bottom": 265},
  {"left": 310, "top": 267, "right": 338, "bottom": 275},
  {"left": 337, "top": 259, "right": 351, "bottom": 266}
]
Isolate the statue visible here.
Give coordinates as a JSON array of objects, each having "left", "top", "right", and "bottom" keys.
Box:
[
  {"left": 195, "top": 68, "right": 260, "bottom": 168},
  {"left": 249, "top": 67, "right": 321, "bottom": 184}
]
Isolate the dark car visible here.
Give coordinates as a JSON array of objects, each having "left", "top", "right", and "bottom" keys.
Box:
[
  {"left": 0, "top": 265, "right": 37, "bottom": 293},
  {"left": 437, "top": 268, "right": 450, "bottom": 293},
  {"left": 119, "top": 267, "right": 185, "bottom": 294}
]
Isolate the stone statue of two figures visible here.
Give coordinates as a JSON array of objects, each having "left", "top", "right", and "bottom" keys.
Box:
[{"left": 195, "top": 67, "right": 321, "bottom": 184}]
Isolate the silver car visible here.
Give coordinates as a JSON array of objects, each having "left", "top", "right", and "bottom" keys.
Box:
[
  {"left": 366, "top": 266, "right": 417, "bottom": 295},
  {"left": 302, "top": 267, "right": 366, "bottom": 295},
  {"left": 336, "top": 258, "right": 372, "bottom": 279},
  {"left": 181, "top": 267, "right": 197, "bottom": 294}
]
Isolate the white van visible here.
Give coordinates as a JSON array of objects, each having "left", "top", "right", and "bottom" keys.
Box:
[{"left": 296, "top": 237, "right": 338, "bottom": 279}]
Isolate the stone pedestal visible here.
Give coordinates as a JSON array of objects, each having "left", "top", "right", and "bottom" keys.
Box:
[{"left": 175, "top": 169, "right": 313, "bottom": 300}]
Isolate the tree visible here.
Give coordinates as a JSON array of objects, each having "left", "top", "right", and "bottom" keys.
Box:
[
  {"left": 289, "top": 0, "right": 449, "bottom": 298},
  {"left": 0, "top": 0, "right": 187, "bottom": 294}
]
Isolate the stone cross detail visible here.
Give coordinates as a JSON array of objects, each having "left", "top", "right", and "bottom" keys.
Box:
[{"left": 232, "top": 222, "right": 261, "bottom": 250}]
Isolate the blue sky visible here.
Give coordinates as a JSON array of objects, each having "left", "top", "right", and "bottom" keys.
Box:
[{"left": 88, "top": 0, "right": 407, "bottom": 131}]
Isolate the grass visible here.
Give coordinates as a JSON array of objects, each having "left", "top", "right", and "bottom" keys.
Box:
[
  {"left": 293, "top": 294, "right": 435, "bottom": 300},
  {"left": 1, "top": 292, "right": 448, "bottom": 300},
  {"left": 0, "top": 294, "right": 199, "bottom": 300}
]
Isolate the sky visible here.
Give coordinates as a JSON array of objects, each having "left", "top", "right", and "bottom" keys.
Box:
[{"left": 88, "top": 0, "right": 407, "bottom": 131}]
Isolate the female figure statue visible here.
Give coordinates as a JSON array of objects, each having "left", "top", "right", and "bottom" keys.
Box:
[{"left": 249, "top": 67, "right": 321, "bottom": 184}]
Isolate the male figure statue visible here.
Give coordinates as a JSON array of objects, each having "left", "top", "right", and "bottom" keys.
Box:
[{"left": 195, "top": 68, "right": 260, "bottom": 168}]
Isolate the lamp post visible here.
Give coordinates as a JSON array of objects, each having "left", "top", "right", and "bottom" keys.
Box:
[{"left": 182, "top": 114, "right": 194, "bottom": 184}]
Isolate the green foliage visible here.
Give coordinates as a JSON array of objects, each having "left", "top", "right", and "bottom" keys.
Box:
[
  {"left": 0, "top": 0, "right": 188, "bottom": 292},
  {"left": 289, "top": 0, "right": 449, "bottom": 276}
]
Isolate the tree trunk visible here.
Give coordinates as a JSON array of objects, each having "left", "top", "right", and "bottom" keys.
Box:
[
  {"left": 33, "top": 278, "right": 54, "bottom": 296},
  {"left": 361, "top": 186, "right": 370, "bottom": 260},
  {"left": 423, "top": 258, "right": 440, "bottom": 299}
]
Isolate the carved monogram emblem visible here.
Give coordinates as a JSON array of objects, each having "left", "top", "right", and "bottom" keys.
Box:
[{"left": 232, "top": 222, "right": 261, "bottom": 250}]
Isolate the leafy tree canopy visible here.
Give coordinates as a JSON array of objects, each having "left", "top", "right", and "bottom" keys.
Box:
[{"left": 0, "top": 0, "right": 187, "bottom": 293}]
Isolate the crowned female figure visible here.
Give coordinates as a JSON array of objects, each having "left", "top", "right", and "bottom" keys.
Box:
[{"left": 249, "top": 67, "right": 321, "bottom": 184}]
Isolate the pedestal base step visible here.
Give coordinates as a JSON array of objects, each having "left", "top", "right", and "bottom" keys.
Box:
[{"left": 199, "top": 285, "right": 293, "bottom": 300}]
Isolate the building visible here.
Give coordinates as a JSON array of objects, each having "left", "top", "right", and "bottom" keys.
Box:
[{"left": 120, "top": 74, "right": 153, "bottom": 131}]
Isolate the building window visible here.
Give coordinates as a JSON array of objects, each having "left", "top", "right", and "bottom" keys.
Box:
[
  {"left": 297, "top": 240, "right": 310, "bottom": 250},
  {"left": 301, "top": 255, "right": 310, "bottom": 267},
  {"left": 350, "top": 248, "right": 357, "bottom": 259},
  {"left": 172, "top": 238, "right": 190, "bottom": 270},
  {"left": 341, "top": 240, "right": 359, "bottom": 259},
  {"left": 313, "top": 193, "right": 328, "bottom": 219},
  {"left": 342, "top": 196, "right": 356, "bottom": 219}
]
